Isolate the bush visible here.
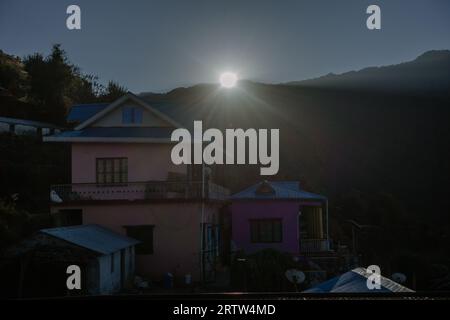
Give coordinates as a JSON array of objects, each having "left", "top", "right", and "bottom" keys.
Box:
[{"left": 230, "top": 249, "right": 310, "bottom": 292}]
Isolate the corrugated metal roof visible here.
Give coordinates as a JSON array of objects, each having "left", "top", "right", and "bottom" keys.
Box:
[
  {"left": 49, "top": 126, "right": 176, "bottom": 139},
  {"left": 231, "top": 181, "right": 327, "bottom": 201},
  {"left": 65, "top": 95, "right": 190, "bottom": 126},
  {"left": 67, "top": 103, "right": 109, "bottom": 123},
  {"left": 303, "top": 268, "right": 414, "bottom": 293},
  {"left": 40, "top": 224, "right": 140, "bottom": 255},
  {"left": 0, "top": 116, "right": 61, "bottom": 129}
]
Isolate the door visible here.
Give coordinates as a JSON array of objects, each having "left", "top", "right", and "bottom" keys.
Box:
[{"left": 120, "top": 249, "right": 126, "bottom": 288}]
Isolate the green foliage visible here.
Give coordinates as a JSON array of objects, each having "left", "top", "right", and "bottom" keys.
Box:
[
  {"left": 0, "top": 200, "right": 30, "bottom": 251},
  {"left": 230, "top": 249, "right": 303, "bottom": 292},
  {"left": 98, "top": 81, "right": 128, "bottom": 102},
  {"left": 1, "top": 45, "right": 127, "bottom": 124},
  {"left": 23, "top": 46, "right": 73, "bottom": 124},
  {"left": 0, "top": 133, "right": 69, "bottom": 212},
  {"left": 0, "top": 50, "right": 28, "bottom": 97}
]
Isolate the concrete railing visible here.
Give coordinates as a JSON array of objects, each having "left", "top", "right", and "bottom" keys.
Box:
[{"left": 50, "top": 180, "right": 229, "bottom": 203}]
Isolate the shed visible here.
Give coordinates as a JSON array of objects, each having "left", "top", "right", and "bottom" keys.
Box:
[{"left": 0, "top": 224, "right": 139, "bottom": 297}]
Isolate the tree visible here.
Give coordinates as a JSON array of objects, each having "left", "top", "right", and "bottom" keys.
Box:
[
  {"left": 0, "top": 200, "right": 30, "bottom": 252},
  {"left": 0, "top": 50, "right": 28, "bottom": 97},
  {"left": 98, "top": 80, "right": 128, "bottom": 102},
  {"left": 23, "top": 45, "right": 75, "bottom": 124},
  {"left": 23, "top": 44, "right": 129, "bottom": 124}
]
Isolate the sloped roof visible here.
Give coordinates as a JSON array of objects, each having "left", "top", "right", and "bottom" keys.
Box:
[
  {"left": 45, "top": 93, "right": 191, "bottom": 142},
  {"left": 40, "top": 224, "right": 140, "bottom": 255},
  {"left": 67, "top": 103, "right": 109, "bottom": 123},
  {"left": 0, "top": 116, "right": 61, "bottom": 129},
  {"left": 75, "top": 93, "right": 181, "bottom": 130},
  {"left": 303, "top": 268, "right": 414, "bottom": 293},
  {"left": 66, "top": 97, "right": 191, "bottom": 127},
  {"left": 46, "top": 127, "right": 175, "bottom": 140},
  {"left": 231, "top": 181, "right": 326, "bottom": 201}
]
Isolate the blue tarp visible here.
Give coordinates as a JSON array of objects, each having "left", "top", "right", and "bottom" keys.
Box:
[{"left": 304, "top": 268, "right": 414, "bottom": 293}]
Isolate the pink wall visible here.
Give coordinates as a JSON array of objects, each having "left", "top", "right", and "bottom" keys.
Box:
[
  {"left": 71, "top": 143, "right": 187, "bottom": 183},
  {"left": 231, "top": 201, "right": 301, "bottom": 254},
  {"left": 53, "top": 202, "right": 220, "bottom": 281}
]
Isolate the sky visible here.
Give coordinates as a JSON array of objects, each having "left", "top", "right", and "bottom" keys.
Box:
[{"left": 1, "top": 0, "right": 450, "bottom": 93}]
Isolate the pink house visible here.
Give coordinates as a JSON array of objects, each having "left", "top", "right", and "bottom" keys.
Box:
[
  {"left": 230, "top": 181, "right": 330, "bottom": 257},
  {"left": 44, "top": 93, "right": 229, "bottom": 283}
]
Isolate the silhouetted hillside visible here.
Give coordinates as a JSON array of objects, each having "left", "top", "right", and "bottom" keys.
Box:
[
  {"left": 140, "top": 51, "right": 450, "bottom": 228},
  {"left": 287, "top": 50, "right": 450, "bottom": 96}
]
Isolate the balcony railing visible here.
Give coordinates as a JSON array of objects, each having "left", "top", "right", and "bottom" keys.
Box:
[
  {"left": 50, "top": 181, "right": 229, "bottom": 203},
  {"left": 300, "top": 238, "right": 329, "bottom": 253}
]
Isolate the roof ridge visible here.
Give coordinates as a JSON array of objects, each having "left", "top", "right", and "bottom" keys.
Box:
[{"left": 72, "top": 102, "right": 109, "bottom": 107}]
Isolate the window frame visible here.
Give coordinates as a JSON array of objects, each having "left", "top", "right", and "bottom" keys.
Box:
[
  {"left": 96, "top": 157, "right": 128, "bottom": 185},
  {"left": 124, "top": 225, "right": 154, "bottom": 255},
  {"left": 122, "top": 106, "right": 143, "bottom": 124},
  {"left": 249, "top": 218, "right": 283, "bottom": 243}
]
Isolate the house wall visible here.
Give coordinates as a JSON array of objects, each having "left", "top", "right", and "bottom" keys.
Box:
[
  {"left": 230, "top": 201, "right": 301, "bottom": 254},
  {"left": 86, "top": 259, "right": 100, "bottom": 295},
  {"left": 71, "top": 143, "right": 187, "bottom": 183},
  {"left": 53, "top": 202, "right": 221, "bottom": 282},
  {"left": 122, "top": 246, "right": 135, "bottom": 283},
  {"left": 97, "top": 252, "right": 121, "bottom": 294},
  {"left": 88, "top": 247, "right": 136, "bottom": 295}
]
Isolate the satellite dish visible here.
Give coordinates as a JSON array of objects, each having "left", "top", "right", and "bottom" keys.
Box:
[
  {"left": 285, "top": 269, "right": 305, "bottom": 284},
  {"left": 50, "top": 190, "right": 63, "bottom": 203},
  {"left": 391, "top": 272, "right": 407, "bottom": 284}
]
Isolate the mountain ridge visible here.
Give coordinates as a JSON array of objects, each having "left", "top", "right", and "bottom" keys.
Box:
[
  {"left": 283, "top": 50, "right": 450, "bottom": 95},
  {"left": 138, "top": 50, "right": 450, "bottom": 225}
]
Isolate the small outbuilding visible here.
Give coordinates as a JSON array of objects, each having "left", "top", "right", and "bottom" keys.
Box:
[{"left": 0, "top": 224, "right": 139, "bottom": 297}]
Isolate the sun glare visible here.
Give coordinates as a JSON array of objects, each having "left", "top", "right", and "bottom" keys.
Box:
[{"left": 220, "top": 72, "right": 238, "bottom": 88}]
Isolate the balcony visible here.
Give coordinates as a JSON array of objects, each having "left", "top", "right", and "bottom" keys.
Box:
[
  {"left": 50, "top": 180, "right": 229, "bottom": 203},
  {"left": 299, "top": 238, "right": 330, "bottom": 254}
]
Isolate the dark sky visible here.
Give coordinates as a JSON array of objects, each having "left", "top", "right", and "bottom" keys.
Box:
[{"left": 1, "top": 0, "right": 449, "bottom": 92}]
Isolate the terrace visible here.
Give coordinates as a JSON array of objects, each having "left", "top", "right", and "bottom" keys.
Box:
[{"left": 50, "top": 180, "right": 229, "bottom": 203}]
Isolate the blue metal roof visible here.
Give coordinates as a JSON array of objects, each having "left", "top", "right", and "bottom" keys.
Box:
[
  {"left": 50, "top": 126, "right": 176, "bottom": 139},
  {"left": 231, "top": 181, "right": 327, "bottom": 201},
  {"left": 303, "top": 268, "right": 414, "bottom": 293},
  {"left": 0, "top": 116, "right": 61, "bottom": 128},
  {"left": 65, "top": 97, "right": 188, "bottom": 126},
  {"left": 67, "top": 103, "right": 109, "bottom": 123},
  {"left": 40, "top": 224, "right": 140, "bottom": 255}
]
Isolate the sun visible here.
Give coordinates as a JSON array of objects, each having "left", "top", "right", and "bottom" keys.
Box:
[{"left": 219, "top": 72, "right": 238, "bottom": 88}]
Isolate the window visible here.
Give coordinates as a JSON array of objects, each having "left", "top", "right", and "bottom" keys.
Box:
[
  {"left": 122, "top": 106, "right": 143, "bottom": 124},
  {"left": 57, "top": 209, "right": 82, "bottom": 226},
  {"left": 250, "top": 219, "right": 282, "bottom": 243},
  {"left": 124, "top": 225, "right": 154, "bottom": 254},
  {"left": 96, "top": 158, "right": 128, "bottom": 184}
]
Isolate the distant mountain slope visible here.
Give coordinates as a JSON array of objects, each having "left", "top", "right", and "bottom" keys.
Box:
[
  {"left": 286, "top": 50, "right": 450, "bottom": 96},
  {"left": 140, "top": 51, "right": 450, "bottom": 224}
]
